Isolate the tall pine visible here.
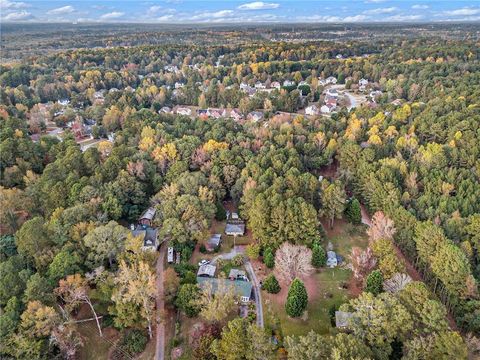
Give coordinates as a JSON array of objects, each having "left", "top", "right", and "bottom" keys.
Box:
[{"left": 285, "top": 278, "right": 308, "bottom": 317}]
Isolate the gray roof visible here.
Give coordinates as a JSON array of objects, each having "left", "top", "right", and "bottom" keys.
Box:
[
  {"left": 197, "top": 277, "right": 253, "bottom": 299},
  {"left": 207, "top": 234, "right": 222, "bottom": 247},
  {"left": 139, "top": 207, "right": 156, "bottom": 221},
  {"left": 131, "top": 227, "right": 158, "bottom": 248},
  {"left": 335, "top": 311, "right": 353, "bottom": 328},
  {"left": 197, "top": 264, "right": 216, "bottom": 277},
  {"left": 225, "top": 222, "right": 245, "bottom": 236},
  {"left": 229, "top": 269, "right": 246, "bottom": 279}
]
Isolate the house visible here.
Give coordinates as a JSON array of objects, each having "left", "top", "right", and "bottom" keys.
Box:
[
  {"left": 196, "top": 277, "right": 253, "bottom": 303},
  {"left": 369, "top": 90, "right": 383, "bottom": 101},
  {"left": 231, "top": 212, "right": 239, "bottom": 220},
  {"left": 197, "top": 264, "right": 217, "bottom": 278},
  {"left": 229, "top": 108, "right": 243, "bottom": 121},
  {"left": 326, "top": 76, "right": 337, "bottom": 84},
  {"left": 283, "top": 80, "right": 295, "bottom": 87},
  {"left": 327, "top": 251, "right": 338, "bottom": 267},
  {"left": 335, "top": 311, "right": 353, "bottom": 329},
  {"left": 336, "top": 54, "right": 343, "bottom": 59},
  {"left": 167, "top": 247, "right": 174, "bottom": 263},
  {"left": 298, "top": 81, "right": 309, "bottom": 87},
  {"left": 321, "top": 105, "right": 332, "bottom": 114},
  {"left": 359, "top": 78, "right": 368, "bottom": 86},
  {"left": 240, "top": 82, "right": 250, "bottom": 91},
  {"left": 175, "top": 82, "right": 185, "bottom": 89},
  {"left": 176, "top": 107, "right": 192, "bottom": 116},
  {"left": 229, "top": 269, "right": 248, "bottom": 281},
  {"left": 391, "top": 99, "right": 403, "bottom": 106},
  {"left": 131, "top": 226, "right": 159, "bottom": 251},
  {"left": 271, "top": 81, "right": 281, "bottom": 90},
  {"left": 305, "top": 104, "right": 320, "bottom": 116},
  {"left": 139, "top": 207, "right": 156, "bottom": 227},
  {"left": 160, "top": 106, "right": 172, "bottom": 114},
  {"left": 206, "top": 234, "right": 222, "bottom": 251},
  {"left": 247, "top": 111, "right": 263, "bottom": 122},
  {"left": 255, "top": 82, "right": 266, "bottom": 89},
  {"left": 58, "top": 99, "right": 70, "bottom": 106},
  {"left": 326, "top": 88, "right": 339, "bottom": 98},
  {"left": 225, "top": 221, "right": 245, "bottom": 236}
]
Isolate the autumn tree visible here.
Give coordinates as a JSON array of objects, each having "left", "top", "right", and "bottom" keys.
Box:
[
  {"left": 55, "top": 274, "right": 103, "bottom": 336},
  {"left": 274, "top": 242, "right": 313, "bottom": 284},
  {"left": 83, "top": 221, "right": 128, "bottom": 268},
  {"left": 367, "top": 211, "right": 396, "bottom": 244},
  {"left": 196, "top": 280, "right": 236, "bottom": 323},
  {"left": 164, "top": 267, "right": 180, "bottom": 305},
  {"left": 112, "top": 260, "right": 156, "bottom": 338},
  {"left": 321, "top": 180, "right": 346, "bottom": 228},
  {"left": 350, "top": 247, "right": 377, "bottom": 283}
]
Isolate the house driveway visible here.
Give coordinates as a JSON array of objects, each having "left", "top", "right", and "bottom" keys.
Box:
[{"left": 210, "top": 246, "right": 264, "bottom": 328}]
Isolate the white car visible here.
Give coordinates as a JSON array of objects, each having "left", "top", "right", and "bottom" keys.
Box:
[{"left": 198, "top": 259, "right": 210, "bottom": 267}]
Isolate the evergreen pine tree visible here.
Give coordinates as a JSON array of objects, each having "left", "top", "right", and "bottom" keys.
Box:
[
  {"left": 345, "top": 198, "right": 362, "bottom": 225},
  {"left": 365, "top": 270, "right": 383, "bottom": 295},
  {"left": 262, "top": 274, "right": 281, "bottom": 294},
  {"left": 311, "top": 243, "right": 327, "bottom": 268},
  {"left": 263, "top": 247, "right": 274, "bottom": 268},
  {"left": 285, "top": 278, "right": 308, "bottom": 317}
]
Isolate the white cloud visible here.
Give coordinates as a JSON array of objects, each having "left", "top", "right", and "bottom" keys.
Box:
[
  {"left": 100, "top": 11, "right": 125, "bottom": 20},
  {"left": 191, "top": 10, "right": 234, "bottom": 20},
  {"left": 47, "top": 6, "right": 75, "bottom": 15},
  {"left": 158, "top": 14, "right": 174, "bottom": 21},
  {"left": 444, "top": 7, "right": 480, "bottom": 16},
  {"left": 0, "top": 0, "right": 29, "bottom": 9},
  {"left": 365, "top": 0, "right": 386, "bottom": 3},
  {"left": 412, "top": 4, "right": 429, "bottom": 10},
  {"left": 3, "top": 10, "right": 34, "bottom": 20},
  {"left": 364, "top": 7, "right": 397, "bottom": 15},
  {"left": 149, "top": 5, "right": 162, "bottom": 13},
  {"left": 343, "top": 14, "right": 369, "bottom": 22},
  {"left": 386, "top": 14, "right": 423, "bottom": 21},
  {"left": 238, "top": 2, "right": 279, "bottom": 10}
]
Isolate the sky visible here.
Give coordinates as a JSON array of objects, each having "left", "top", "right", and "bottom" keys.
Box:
[{"left": 1, "top": 0, "right": 480, "bottom": 23}]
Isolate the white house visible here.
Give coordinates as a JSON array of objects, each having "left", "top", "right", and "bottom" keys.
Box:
[
  {"left": 326, "top": 88, "right": 339, "bottom": 98},
  {"left": 58, "top": 99, "right": 70, "bottom": 106},
  {"left": 255, "top": 82, "right": 266, "bottom": 89},
  {"left": 176, "top": 107, "right": 192, "bottom": 116},
  {"left": 283, "top": 80, "right": 295, "bottom": 87},
  {"left": 175, "top": 82, "right": 185, "bottom": 89},
  {"left": 305, "top": 104, "right": 320, "bottom": 116},
  {"left": 327, "top": 251, "right": 338, "bottom": 268},
  {"left": 321, "top": 104, "right": 333, "bottom": 114},
  {"left": 271, "top": 81, "right": 281, "bottom": 90},
  {"left": 359, "top": 78, "right": 369, "bottom": 87},
  {"left": 326, "top": 76, "right": 337, "bottom": 84}
]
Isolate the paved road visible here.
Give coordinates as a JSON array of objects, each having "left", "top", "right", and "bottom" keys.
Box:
[
  {"left": 155, "top": 244, "right": 166, "bottom": 360},
  {"left": 245, "top": 261, "right": 264, "bottom": 328},
  {"left": 209, "top": 247, "right": 264, "bottom": 328}
]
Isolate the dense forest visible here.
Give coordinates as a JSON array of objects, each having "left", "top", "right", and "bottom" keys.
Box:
[{"left": 1, "top": 24, "right": 479, "bottom": 360}]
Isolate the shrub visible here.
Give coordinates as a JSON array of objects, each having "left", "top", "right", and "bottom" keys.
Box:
[
  {"left": 285, "top": 278, "right": 308, "bottom": 317},
  {"left": 345, "top": 198, "right": 362, "bottom": 225},
  {"left": 174, "top": 263, "right": 196, "bottom": 278},
  {"left": 365, "top": 270, "right": 383, "bottom": 295},
  {"left": 246, "top": 243, "right": 260, "bottom": 260},
  {"left": 181, "top": 271, "right": 197, "bottom": 285},
  {"left": 263, "top": 247, "right": 274, "bottom": 268},
  {"left": 113, "top": 330, "right": 148, "bottom": 358},
  {"left": 175, "top": 284, "right": 200, "bottom": 317},
  {"left": 262, "top": 274, "right": 281, "bottom": 294},
  {"left": 311, "top": 243, "right": 326, "bottom": 268},
  {"left": 232, "top": 254, "right": 245, "bottom": 266},
  {"left": 199, "top": 244, "right": 207, "bottom": 253}
]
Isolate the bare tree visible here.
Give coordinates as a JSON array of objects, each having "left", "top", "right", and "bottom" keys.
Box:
[
  {"left": 350, "top": 247, "right": 377, "bottom": 283},
  {"left": 274, "top": 242, "right": 314, "bottom": 284},
  {"left": 383, "top": 273, "right": 412, "bottom": 293},
  {"left": 55, "top": 274, "right": 103, "bottom": 337},
  {"left": 367, "top": 211, "right": 396, "bottom": 243}
]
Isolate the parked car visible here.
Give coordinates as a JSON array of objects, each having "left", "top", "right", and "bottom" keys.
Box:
[{"left": 198, "top": 259, "right": 210, "bottom": 266}]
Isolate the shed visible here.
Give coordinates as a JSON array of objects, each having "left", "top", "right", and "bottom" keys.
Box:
[
  {"left": 206, "top": 234, "right": 222, "bottom": 251},
  {"left": 327, "top": 251, "right": 338, "bottom": 268},
  {"left": 197, "top": 264, "right": 216, "bottom": 278},
  {"left": 139, "top": 207, "right": 156, "bottom": 226}
]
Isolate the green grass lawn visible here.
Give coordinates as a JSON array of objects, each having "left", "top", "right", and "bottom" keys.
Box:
[
  {"left": 263, "top": 268, "right": 351, "bottom": 338},
  {"left": 263, "top": 222, "right": 368, "bottom": 339}
]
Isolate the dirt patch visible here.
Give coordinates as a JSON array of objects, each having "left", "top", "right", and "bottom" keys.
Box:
[
  {"left": 320, "top": 217, "right": 349, "bottom": 238},
  {"left": 347, "top": 276, "right": 363, "bottom": 297}
]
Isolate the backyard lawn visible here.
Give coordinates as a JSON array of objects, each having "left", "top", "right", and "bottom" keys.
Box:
[{"left": 262, "top": 220, "right": 369, "bottom": 338}]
